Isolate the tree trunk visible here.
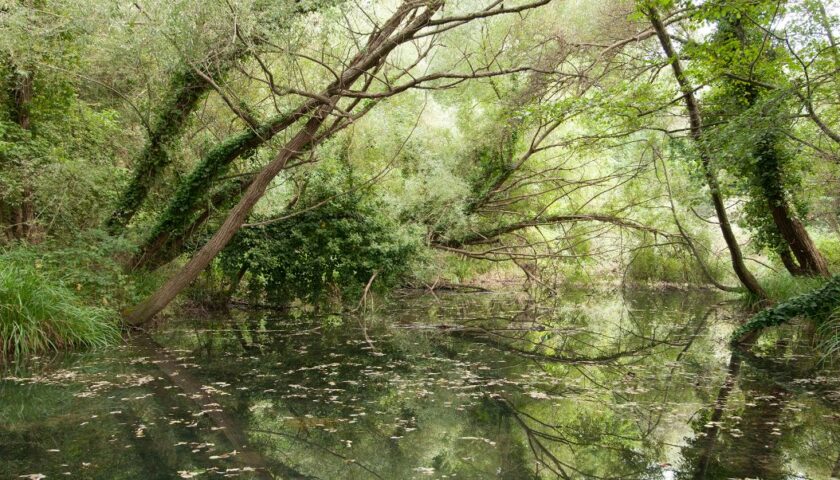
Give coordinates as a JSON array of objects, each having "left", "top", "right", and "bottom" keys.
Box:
[
  {"left": 648, "top": 8, "right": 767, "bottom": 300},
  {"left": 106, "top": 67, "right": 215, "bottom": 234},
  {"left": 778, "top": 247, "right": 805, "bottom": 276},
  {"left": 6, "top": 65, "right": 39, "bottom": 243},
  {"left": 770, "top": 202, "right": 830, "bottom": 277},
  {"left": 726, "top": 17, "right": 831, "bottom": 279},
  {"left": 124, "top": 108, "right": 330, "bottom": 325},
  {"left": 133, "top": 112, "right": 296, "bottom": 265},
  {"left": 106, "top": 0, "right": 334, "bottom": 235},
  {"left": 131, "top": 175, "right": 254, "bottom": 270},
  {"left": 123, "top": 3, "right": 441, "bottom": 326}
]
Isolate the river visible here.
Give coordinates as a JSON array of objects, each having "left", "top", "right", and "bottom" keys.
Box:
[{"left": 2, "top": 289, "right": 839, "bottom": 479}]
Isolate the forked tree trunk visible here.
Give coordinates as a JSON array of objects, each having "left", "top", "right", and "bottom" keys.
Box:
[
  {"left": 726, "top": 17, "right": 831, "bottom": 279},
  {"left": 648, "top": 8, "right": 767, "bottom": 300},
  {"left": 778, "top": 247, "right": 805, "bottom": 276}
]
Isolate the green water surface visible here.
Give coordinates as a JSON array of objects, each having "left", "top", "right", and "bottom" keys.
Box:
[{"left": 2, "top": 289, "right": 839, "bottom": 479}]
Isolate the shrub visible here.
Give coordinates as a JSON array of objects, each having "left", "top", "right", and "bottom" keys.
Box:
[
  {"left": 731, "top": 275, "right": 840, "bottom": 345},
  {"left": 219, "top": 195, "right": 419, "bottom": 305}
]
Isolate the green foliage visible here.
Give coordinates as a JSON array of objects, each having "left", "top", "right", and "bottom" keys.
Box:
[
  {"left": 816, "top": 307, "right": 840, "bottom": 362},
  {"left": 625, "top": 243, "right": 724, "bottom": 285},
  {"left": 463, "top": 123, "right": 521, "bottom": 213},
  {"left": 0, "top": 233, "right": 161, "bottom": 308},
  {"left": 731, "top": 275, "right": 840, "bottom": 343},
  {"left": 0, "top": 254, "right": 119, "bottom": 361},
  {"left": 106, "top": 66, "right": 217, "bottom": 232},
  {"left": 141, "top": 112, "right": 289, "bottom": 247},
  {"left": 813, "top": 233, "right": 840, "bottom": 271},
  {"left": 220, "top": 194, "right": 420, "bottom": 305},
  {"left": 751, "top": 274, "right": 826, "bottom": 305}
]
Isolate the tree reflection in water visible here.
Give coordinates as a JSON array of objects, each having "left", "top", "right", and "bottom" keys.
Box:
[{"left": 2, "top": 289, "right": 839, "bottom": 479}]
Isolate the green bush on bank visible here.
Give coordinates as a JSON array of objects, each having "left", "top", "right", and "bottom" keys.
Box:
[
  {"left": 219, "top": 194, "right": 420, "bottom": 306},
  {"left": 732, "top": 276, "right": 840, "bottom": 352}
]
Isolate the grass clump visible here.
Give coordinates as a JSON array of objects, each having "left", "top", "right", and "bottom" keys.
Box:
[
  {"left": 739, "top": 274, "right": 826, "bottom": 310},
  {"left": 0, "top": 259, "right": 119, "bottom": 361},
  {"left": 817, "top": 307, "right": 840, "bottom": 362}
]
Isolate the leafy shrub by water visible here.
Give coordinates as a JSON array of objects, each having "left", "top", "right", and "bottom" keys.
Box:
[
  {"left": 732, "top": 275, "right": 840, "bottom": 346},
  {"left": 219, "top": 194, "right": 419, "bottom": 305},
  {"left": 0, "top": 261, "right": 119, "bottom": 360}
]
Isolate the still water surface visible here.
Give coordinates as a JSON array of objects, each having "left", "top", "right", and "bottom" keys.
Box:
[{"left": 2, "top": 289, "right": 839, "bottom": 479}]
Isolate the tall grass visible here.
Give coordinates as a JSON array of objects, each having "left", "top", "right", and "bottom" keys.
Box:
[
  {"left": 740, "top": 274, "right": 826, "bottom": 310},
  {"left": 817, "top": 308, "right": 840, "bottom": 363},
  {"left": 0, "top": 261, "right": 119, "bottom": 361}
]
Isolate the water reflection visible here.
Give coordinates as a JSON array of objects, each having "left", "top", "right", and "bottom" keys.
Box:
[{"left": 1, "top": 289, "right": 839, "bottom": 479}]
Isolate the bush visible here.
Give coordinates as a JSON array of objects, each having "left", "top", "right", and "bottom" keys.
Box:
[
  {"left": 220, "top": 195, "right": 419, "bottom": 305},
  {"left": 0, "top": 260, "right": 119, "bottom": 361},
  {"left": 731, "top": 275, "right": 840, "bottom": 346}
]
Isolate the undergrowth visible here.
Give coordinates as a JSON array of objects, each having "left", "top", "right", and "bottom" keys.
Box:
[
  {"left": 817, "top": 307, "right": 840, "bottom": 363},
  {"left": 739, "top": 274, "right": 826, "bottom": 310},
  {"left": 731, "top": 276, "right": 840, "bottom": 357}
]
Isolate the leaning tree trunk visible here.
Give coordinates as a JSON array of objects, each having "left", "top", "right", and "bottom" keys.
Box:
[
  {"left": 648, "top": 8, "right": 767, "bottom": 300},
  {"left": 106, "top": 0, "right": 333, "bottom": 235},
  {"left": 754, "top": 133, "right": 830, "bottom": 277},
  {"left": 725, "top": 16, "right": 831, "bottom": 279},
  {"left": 770, "top": 202, "right": 830, "bottom": 277},
  {"left": 106, "top": 66, "right": 216, "bottom": 234},
  {"left": 131, "top": 112, "right": 298, "bottom": 269},
  {"left": 123, "top": 3, "right": 441, "bottom": 325},
  {"left": 131, "top": 175, "right": 254, "bottom": 270},
  {"left": 778, "top": 247, "right": 805, "bottom": 276},
  {"left": 124, "top": 108, "right": 330, "bottom": 325}
]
